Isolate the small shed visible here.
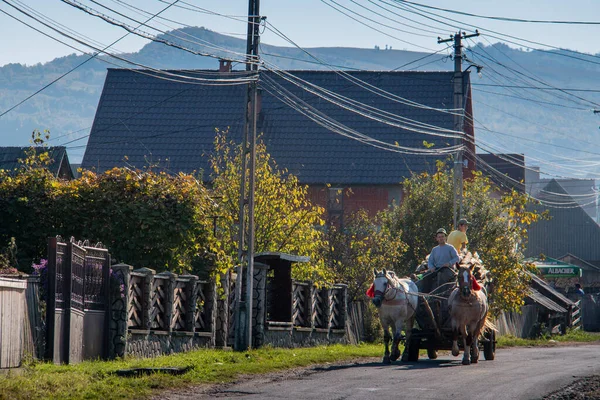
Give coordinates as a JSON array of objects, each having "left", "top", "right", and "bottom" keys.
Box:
[
  {"left": 247, "top": 252, "right": 348, "bottom": 348},
  {"left": 525, "top": 272, "right": 579, "bottom": 335},
  {"left": 254, "top": 252, "right": 310, "bottom": 325}
]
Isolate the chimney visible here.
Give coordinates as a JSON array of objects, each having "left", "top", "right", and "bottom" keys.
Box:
[{"left": 219, "top": 59, "right": 232, "bottom": 72}]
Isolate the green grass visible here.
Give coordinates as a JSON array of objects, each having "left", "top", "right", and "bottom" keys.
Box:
[
  {"left": 0, "top": 344, "right": 380, "bottom": 400},
  {"left": 497, "top": 329, "right": 600, "bottom": 348}
]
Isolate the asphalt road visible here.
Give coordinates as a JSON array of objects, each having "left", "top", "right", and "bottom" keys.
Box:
[{"left": 171, "top": 345, "right": 600, "bottom": 400}]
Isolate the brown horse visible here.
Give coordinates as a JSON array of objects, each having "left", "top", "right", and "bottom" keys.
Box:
[{"left": 448, "top": 265, "right": 488, "bottom": 365}]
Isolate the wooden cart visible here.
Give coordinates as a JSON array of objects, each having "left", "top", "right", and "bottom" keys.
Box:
[{"left": 406, "top": 269, "right": 496, "bottom": 362}]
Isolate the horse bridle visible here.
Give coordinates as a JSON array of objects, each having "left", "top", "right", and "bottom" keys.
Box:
[{"left": 374, "top": 277, "right": 399, "bottom": 301}]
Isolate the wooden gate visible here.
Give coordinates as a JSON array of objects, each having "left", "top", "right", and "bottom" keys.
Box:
[{"left": 46, "top": 237, "right": 110, "bottom": 364}]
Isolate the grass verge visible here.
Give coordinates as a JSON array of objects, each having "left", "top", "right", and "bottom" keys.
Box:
[
  {"left": 497, "top": 329, "right": 600, "bottom": 347},
  {"left": 2, "top": 330, "right": 598, "bottom": 400},
  {"left": 0, "top": 343, "right": 380, "bottom": 400}
]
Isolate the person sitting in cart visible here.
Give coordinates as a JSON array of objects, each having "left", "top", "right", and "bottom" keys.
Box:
[
  {"left": 447, "top": 218, "right": 469, "bottom": 253},
  {"left": 425, "top": 228, "right": 460, "bottom": 272}
]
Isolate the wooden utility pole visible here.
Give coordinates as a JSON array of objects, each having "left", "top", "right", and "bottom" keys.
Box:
[
  {"left": 438, "top": 30, "right": 478, "bottom": 227},
  {"left": 234, "top": 0, "right": 261, "bottom": 351}
]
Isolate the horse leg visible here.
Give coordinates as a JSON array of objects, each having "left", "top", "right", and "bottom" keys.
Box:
[
  {"left": 470, "top": 335, "right": 480, "bottom": 364},
  {"left": 460, "top": 325, "right": 470, "bottom": 365},
  {"left": 382, "top": 322, "right": 391, "bottom": 364},
  {"left": 401, "top": 317, "right": 414, "bottom": 362},
  {"left": 451, "top": 327, "right": 460, "bottom": 357},
  {"left": 390, "top": 318, "right": 403, "bottom": 362},
  {"left": 470, "top": 319, "right": 485, "bottom": 364}
]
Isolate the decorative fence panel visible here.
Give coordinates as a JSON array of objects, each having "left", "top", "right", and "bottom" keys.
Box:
[
  {"left": 292, "top": 282, "right": 311, "bottom": 328},
  {"left": 329, "top": 285, "right": 347, "bottom": 330},
  {"left": 110, "top": 268, "right": 217, "bottom": 359},
  {"left": 46, "top": 237, "right": 110, "bottom": 364},
  {"left": 172, "top": 279, "right": 188, "bottom": 331},
  {"left": 312, "top": 288, "right": 328, "bottom": 329},
  {"left": 150, "top": 276, "right": 169, "bottom": 331},
  {"left": 127, "top": 273, "right": 144, "bottom": 329}
]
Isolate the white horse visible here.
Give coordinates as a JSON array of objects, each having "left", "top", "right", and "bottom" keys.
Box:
[{"left": 371, "top": 268, "right": 419, "bottom": 364}]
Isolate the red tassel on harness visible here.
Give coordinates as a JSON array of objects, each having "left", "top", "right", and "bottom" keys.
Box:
[
  {"left": 472, "top": 279, "right": 482, "bottom": 291},
  {"left": 366, "top": 283, "right": 375, "bottom": 298}
]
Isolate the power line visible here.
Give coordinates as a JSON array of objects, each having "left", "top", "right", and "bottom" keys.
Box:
[
  {"left": 0, "top": 0, "right": 183, "bottom": 118},
  {"left": 391, "top": 0, "right": 600, "bottom": 67},
  {"left": 1, "top": 0, "right": 257, "bottom": 85},
  {"left": 319, "top": 0, "right": 437, "bottom": 52},
  {"left": 395, "top": 0, "right": 600, "bottom": 25}
]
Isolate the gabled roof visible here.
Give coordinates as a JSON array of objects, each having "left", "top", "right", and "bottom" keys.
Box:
[
  {"left": 526, "top": 180, "right": 600, "bottom": 262},
  {"left": 558, "top": 253, "right": 600, "bottom": 272},
  {"left": 526, "top": 176, "right": 597, "bottom": 222},
  {"left": 0, "top": 146, "right": 74, "bottom": 179},
  {"left": 82, "top": 69, "right": 471, "bottom": 185}
]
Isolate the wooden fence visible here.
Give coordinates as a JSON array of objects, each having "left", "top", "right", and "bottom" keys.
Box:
[{"left": 0, "top": 277, "right": 27, "bottom": 368}]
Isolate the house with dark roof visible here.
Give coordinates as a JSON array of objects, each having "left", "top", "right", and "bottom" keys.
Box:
[
  {"left": 82, "top": 66, "right": 475, "bottom": 223},
  {"left": 0, "top": 146, "right": 74, "bottom": 179},
  {"left": 525, "top": 179, "right": 600, "bottom": 272}
]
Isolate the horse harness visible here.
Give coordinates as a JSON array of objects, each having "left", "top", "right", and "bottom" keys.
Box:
[{"left": 376, "top": 278, "right": 418, "bottom": 314}]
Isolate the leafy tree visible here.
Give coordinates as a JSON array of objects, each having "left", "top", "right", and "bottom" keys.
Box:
[
  {"left": 324, "top": 210, "right": 406, "bottom": 301},
  {"left": 382, "top": 161, "right": 546, "bottom": 315},
  {"left": 209, "top": 129, "right": 332, "bottom": 283}
]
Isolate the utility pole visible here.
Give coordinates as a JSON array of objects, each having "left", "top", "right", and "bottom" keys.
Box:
[
  {"left": 438, "top": 30, "right": 479, "bottom": 227},
  {"left": 234, "top": 0, "right": 261, "bottom": 351}
]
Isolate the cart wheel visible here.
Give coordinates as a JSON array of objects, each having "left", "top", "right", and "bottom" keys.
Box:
[
  {"left": 408, "top": 337, "right": 420, "bottom": 362},
  {"left": 483, "top": 329, "right": 495, "bottom": 361},
  {"left": 427, "top": 347, "right": 438, "bottom": 359}
]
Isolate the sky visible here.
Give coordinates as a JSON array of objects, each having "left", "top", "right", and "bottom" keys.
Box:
[{"left": 1, "top": 0, "right": 600, "bottom": 66}]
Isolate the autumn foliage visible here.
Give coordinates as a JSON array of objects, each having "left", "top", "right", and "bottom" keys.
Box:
[{"left": 382, "top": 161, "right": 547, "bottom": 315}]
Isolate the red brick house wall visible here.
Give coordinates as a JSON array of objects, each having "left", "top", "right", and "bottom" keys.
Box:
[{"left": 307, "top": 185, "right": 403, "bottom": 226}]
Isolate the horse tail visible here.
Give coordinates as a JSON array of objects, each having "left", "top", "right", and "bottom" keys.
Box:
[
  {"left": 484, "top": 317, "right": 497, "bottom": 332},
  {"left": 478, "top": 315, "right": 498, "bottom": 339}
]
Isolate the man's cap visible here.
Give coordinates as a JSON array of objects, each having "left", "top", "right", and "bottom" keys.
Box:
[
  {"left": 458, "top": 218, "right": 469, "bottom": 225},
  {"left": 436, "top": 228, "right": 447, "bottom": 235}
]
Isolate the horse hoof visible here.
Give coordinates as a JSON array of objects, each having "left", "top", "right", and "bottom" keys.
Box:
[
  {"left": 382, "top": 356, "right": 391, "bottom": 364},
  {"left": 452, "top": 349, "right": 459, "bottom": 357},
  {"left": 462, "top": 359, "right": 471, "bottom": 365},
  {"left": 471, "top": 358, "right": 479, "bottom": 364}
]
